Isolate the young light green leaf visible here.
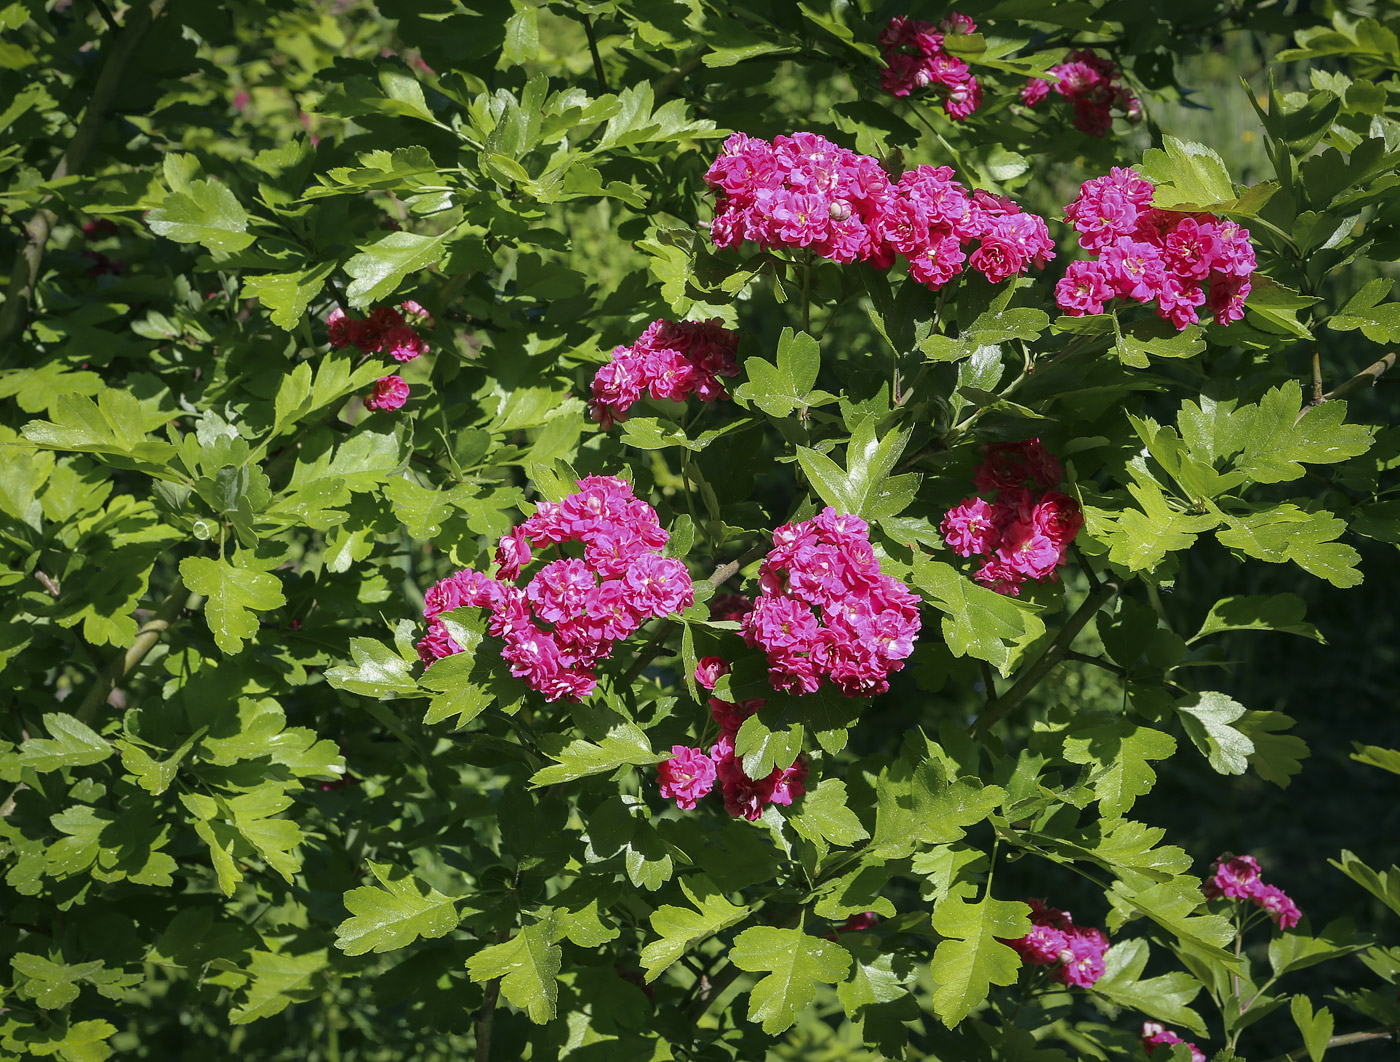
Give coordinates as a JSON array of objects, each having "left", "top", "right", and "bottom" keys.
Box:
[
  {"left": 641, "top": 875, "right": 748, "bottom": 982},
  {"left": 730, "top": 926, "right": 852, "bottom": 1034},
  {"left": 19, "top": 713, "right": 112, "bottom": 772},
  {"left": 1174, "top": 692, "right": 1254, "bottom": 775},
  {"left": 1062, "top": 719, "right": 1177, "bottom": 818},
  {"left": 1290, "top": 994, "right": 1335, "bottom": 1062},
  {"left": 324, "top": 637, "right": 419, "bottom": 699},
  {"left": 1092, "top": 938, "right": 1207, "bottom": 1036},
  {"left": 1330, "top": 850, "right": 1400, "bottom": 917},
  {"left": 344, "top": 230, "right": 452, "bottom": 307},
  {"left": 928, "top": 893, "right": 1029, "bottom": 1027},
  {"left": 1216, "top": 505, "right": 1362, "bottom": 588},
  {"left": 147, "top": 179, "right": 255, "bottom": 253},
  {"left": 530, "top": 722, "right": 664, "bottom": 786},
  {"left": 790, "top": 779, "right": 868, "bottom": 849},
  {"left": 179, "top": 556, "right": 285, "bottom": 655},
  {"left": 734, "top": 327, "right": 822, "bottom": 418},
  {"left": 909, "top": 554, "right": 1045, "bottom": 675},
  {"left": 796, "top": 418, "right": 914, "bottom": 519},
  {"left": 465, "top": 915, "right": 561, "bottom": 1025},
  {"left": 242, "top": 262, "right": 335, "bottom": 331},
  {"left": 335, "top": 862, "right": 459, "bottom": 956}
]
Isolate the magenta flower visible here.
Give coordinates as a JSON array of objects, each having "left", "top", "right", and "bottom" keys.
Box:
[
  {"left": 364, "top": 375, "right": 409, "bottom": 412},
  {"left": 657, "top": 746, "right": 718, "bottom": 810}
]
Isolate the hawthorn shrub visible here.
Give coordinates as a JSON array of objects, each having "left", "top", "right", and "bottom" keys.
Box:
[{"left": 2, "top": 2, "right": 1400, "bottom": 1061}]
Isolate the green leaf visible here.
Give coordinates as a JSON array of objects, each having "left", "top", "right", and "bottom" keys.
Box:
[
  {"left": 734, "top": 327, "right": 822, "bottom": 418},
  {"left": 147, "top": 179, "right": 255, "bottom": 253},
  {"left": 242, "top": 262, "right": 336, "bottom": 330},
  {"left": 640, "top": 875, "right": 748, "bottom": 982},
  {"left": 1235, "top": 381, "right": 1373, "bottom": 483},
  {"left": 730, "top": 926, "right": 852, "bottom": 1034},
  {"left": 1062, "top": 718, "right": 1176, "bottom": 817},
  {"left": 1241, "top": 711, "right": 1310, "bottom": 788},
  {"left": 1141, "top": 136, "right": 1276, "bottom": 215},
  {"left": 1290, "top": 994, "right": 1335, "bottom": 1062},
  {"left": 796, "top": 418, "right": 916, "bottom": 519},
  {"left": 1216, "top": 505, "right": 1362, "bottom": 587},
  {"left": 11, "top": 954, "right": 107, "bottom": 1009},
  {"left": 325, "top": 636, "right": 419, "bottom": 699},
  {"left": 230, "top": 949, "right": 328, "bottom": 1024},
  {"left": 1329, "top": 277, "right": 1400, "bottom": 343},
  {"left": 530, "top": 722, "right": 664, "bottom": 786},
  {"left": 1100, "top": 478, "right": 1221, "bottom": 572},
  {"left": 734, "top": 714, "right": 804, "bottom": 780},
  {"left": 791, "top": 779, "right": 869, "bottom": 849},
  {"left": 335, "top": 862, "right": 459, "bottom": 956},
  {"left": 344, "top": 230, "right": 452, "bottom": 308},
  {"left": 928, "top": 893, "right": 1029, "bottom": 1027},
  {"left": 909, "top": 554, "right": 1045, "bottom": 675},
  {"left": 1174, "top": 692, "right": 1255, "bottom": 775},
  {"left": 117, "top": 729, "right": 202, "bottom": 795},
  {"left": 1189, "top": 594, "right": 1323, "bottom": 644},
  {"left": 503, "top": 7, "right": 539, "bottom": 64},
  {"left": 19, "top": 713, "right": 112, "bottom": 772},
  {"left": 228, "top": 788, "right": 304, "bottom": 883},
  {"left": 465, "top": 914, "right": 562, "bottom": 1025},
  {"left": 1330, "top": 850, "right": 1400, "bottom": 918},
  {"left": 179, "top": 555, "right": 285, "bottom": 654},
  {"left": 1092, "top": 938, "right": 1207, "bottom": 1036},
  {"left": 1351, "top": 743, "right": 1400, "bottom": 777}
]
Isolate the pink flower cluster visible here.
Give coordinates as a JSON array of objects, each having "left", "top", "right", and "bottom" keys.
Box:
[
  {"left": 329, "top": 300, "right": 434, "bottom": 361},
  {"left": 941, "top": 439, "right": 1083, "bottom": 596},
  {"left": 878, "top": 13, "right": 982, "bottom": 120},
  {"left": 1003, "top": 899, "right": 1110, "bottom": 988},
  {"left": 1201, "top": 854, "right": 1302, "bottom": 929},
  {"left": 590, "top": 318, "right": 741, "bottom": 430},
  {"left": 416, "top": 476, "right": 693, "bottom": 703},
  {"left": 704, "top": 132, "right": 1054, "bottom": 291},
  {"left": 1141, "top": 1022, "right": 1206, "bottom": 1062},
  {"left": 741, "top": 508, "right": 921, "bottom": 697},
  {"left": 1056, "top": 167, "right": 1256, "bottom": 329},
  {"left": 1021, "top": 49, "right": 1142, "bottom": 137},
  {"left": 365, "top": 375, "right": 410, "bottom": 412},
  {"left": 656, "top": 657, "right": 808, "bottom": 821}
]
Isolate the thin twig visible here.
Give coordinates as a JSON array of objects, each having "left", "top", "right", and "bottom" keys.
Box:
[
  {"left": 0, "top": 0, "right": 168, "bottom": 353},
  {"left": 581, "top": 14, "right": 609, "bottom": 93},
  {"left": 1064, "top": 650, "right": 1127, "bottom": 676},
  {"left": 1325, "top": 352, "right": 1396, "bottom": 403},
  {"left": 1310, "top": 351, "right": 1324, "bottom": 405},
  {"left": 75, "top": 576, "right": 189, "bottom": 725},
  {"left": 970, "top": 581, "right": 1120, "bottom": 737},
  {"left": 1261, "top": 1024, "right": 1399, "bottom": 1062}
]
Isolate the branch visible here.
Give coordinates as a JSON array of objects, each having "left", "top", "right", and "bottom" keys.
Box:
[
  {"left": 75, "top": 576, "right": 189, "bottom": 725},
  {"left": 90, "top": 0, "right": 121, "bottom": 33},
  {"left": 0, "top": 0, "right": 168, "bottom": 352},
  {"left": 581, "top": 14, "right": 609, "bottom": 94},
  {"left": 970, "top": 580, "right": 1120, "bottom": 738},
  {"left": 1262, "top": 1024, "right": 1399, "bottom": 1062},
  {"left": 1325, "top": 352, "right": 1396, "bottom": 403}
]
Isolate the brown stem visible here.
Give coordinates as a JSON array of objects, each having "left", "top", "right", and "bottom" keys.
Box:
[
  {"left": 970, "top": 581, "right": 1120, "bottom": 737},
  {"left": 1325, "top": 352, "right": 1396, "bottom": 403},
  {"left": 1310, "top": 351, "right": 1324, "bottom": 405},
  {"left": 75, "top": 576, "right": 189, "bottom": 725},
  {"left": 0, "top": 0, "right": 168, "bottom": 352}
]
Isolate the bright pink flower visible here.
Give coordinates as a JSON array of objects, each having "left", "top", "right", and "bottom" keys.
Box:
[
  {"left": 399, "top": 299, "right": 434, "bottom": 327},
  {"left": 1254, "top": 884, "right": 1301, "bottom": 930},
  {"left": 836, "top": 911, "right": 881, "bottom": 932},
  {"left": 695, "top": 657, "right": 730, "bottom": 690},
  {"left": 381, "top": 323, "right": 429, "bottom": 362},
  {"left": 590, "top": 319, "right": 740, "bottom": 428},
  {"left": 941, "top": 497, "right": 1002, "bottom": 557},
  {"left": 658, "top": 746, "right": 717, "bottom": 810},
  {"left": 365, "top": 375, "right": 409, "bottom": 412},
  {"left": 710, "top": 737, "right": 807, "bottom": 821},
  {"left": 1052, "top": 927, "right": 1109, "bottom": 987},
  {"left": 1059, "top": 167, "right": 1257, "bottom": 330},
  {"left": 1202, "top": 853, "right": 1262, "bottom": 899},
  {"left": 1021, "top": 78, "right": 1050, "bottom": 106},
  {"left": 1142, "top": 1022, "right": 1207, "bottom": 1062}
]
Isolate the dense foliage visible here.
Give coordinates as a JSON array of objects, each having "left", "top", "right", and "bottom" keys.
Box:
[{"left": 2, "top": 2, "right": 1399, "bottom": 1060}]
